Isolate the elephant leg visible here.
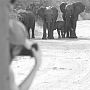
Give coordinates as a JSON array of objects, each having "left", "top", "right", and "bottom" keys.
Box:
[
  {"left": 61, "top": 31, "right": 65, "bottom": 38},
  {"left": 48, "top": 29, "right": 54, "bottom": 39},
  {"left": 57, "top": 29, "right": 61, "bottom": 38},
  {"left": 66, "top": 30, "right": 69, "bottom": 38},
  {"left": 32, "top": 25, "right": 35, "bottom": 39},
  {"left": 28, "top": 31, "right": 30, "bottom": 39},
  {"left": 47, "top": 23, "right": 54, "bottom": 39},
  {"left": 71, "top": 29, "right": 77, "bottom": 38},
  {"left": 66, "top": 24, "right": 72, "bottom": 38},
  {"left": 69, "top": 27, "right": 73, "bottom": 38},
  {"left": 65, "top": 21, "right": 70, "bottom": 38},
  {"left": 69, "top": 25, "right": 73, "bottom": 38},
  {"left": 42, "top": 23, "right": 47, "bottom": 39},
  {"left": 70, "top": 27, "right": 77, "bottom": 38},
  {"left": 27, "top": 27, "right": 30, "bottom": 39},
  {"left": 70, "top": 17, "right": 77, "bottom": 38},
  {"left": 62, "top": 22, "right": 66, "bottom": 38},
  {"left": 61, "top": 27, "right": 65, "bottom": 38},
  {"left": 48, "top": 23, "right": 54, "bottom": 39}
]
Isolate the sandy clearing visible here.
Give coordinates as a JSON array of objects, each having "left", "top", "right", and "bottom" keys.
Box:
[{"left": 11, "top": 20, "right": 90, "bottom": 90}]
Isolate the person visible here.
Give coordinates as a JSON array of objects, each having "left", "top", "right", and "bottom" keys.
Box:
[
  {"left": 0, "top": 0, "right": 10, "bottom": 90},
  {"left": 8, "top": 0, "right": 42, "bottom": 90}
]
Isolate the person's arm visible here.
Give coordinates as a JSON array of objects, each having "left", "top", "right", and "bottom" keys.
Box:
[
  {"left": 9, "top": 67, "right": 19, "bottom": 90},
  {"left": 18, "top": 45, "right": 42, "bottom": 90},
  {"left": 9, "top": 44, "right": 42, "bottom": 90}
]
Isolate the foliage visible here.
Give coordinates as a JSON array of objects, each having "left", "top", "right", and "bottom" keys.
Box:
[{"left": 11, "top": 0, "right": 90, "bottom": 20}]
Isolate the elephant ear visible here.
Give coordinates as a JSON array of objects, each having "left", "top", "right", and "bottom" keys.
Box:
[
  {"left": 37, "top": 7, "right": 46, "bottom": 19},
  {"left": 51, "top": 7, "right": 58, "bottom": 19},
  {"left": 73, "top": 2, "right": 85, "bottom": 15},
  {"left": 60, "top": 2, "right": 67, "bottom": 13}
]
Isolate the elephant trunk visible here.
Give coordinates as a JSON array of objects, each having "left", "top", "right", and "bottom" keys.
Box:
[
  {"left": 47, "top": 22, "right": 54, "bottom": 39},
  {"left": 65, "top": 17, "right": 70, "bottom": 31},
  {"left": 65, "top": 17, "right": 71, "bottom": 38}
]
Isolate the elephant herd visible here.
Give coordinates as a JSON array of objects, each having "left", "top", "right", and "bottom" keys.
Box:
[{"left": 18, "top": 2, "right": 85, "bottom": 39}]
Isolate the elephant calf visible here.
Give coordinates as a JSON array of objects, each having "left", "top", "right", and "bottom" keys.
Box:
[{"left": 53, "top": 21, "right": 65, "bottom": 38}]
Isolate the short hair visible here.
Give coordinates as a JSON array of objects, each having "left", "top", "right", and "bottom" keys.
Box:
[{"left": 10, "top": 0, "right": 16, "bottom": 4}]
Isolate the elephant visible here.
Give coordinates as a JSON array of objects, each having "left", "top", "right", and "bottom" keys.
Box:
[
  {"left": 60, "top": 2, "right": 85, "bottom": 38},
  {"left": 37, "top": 6, "right": 58, "bottom": 39},
  {"left": 18, "top": 11, "right": 35, "bottom": 39},
  {"left": 53, "top": 21, "right": 65, "bottom": 38}
]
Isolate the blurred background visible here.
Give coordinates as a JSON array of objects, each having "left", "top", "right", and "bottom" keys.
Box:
[{"left": 9, "top": 0, "right": 90, "bottom": 21}]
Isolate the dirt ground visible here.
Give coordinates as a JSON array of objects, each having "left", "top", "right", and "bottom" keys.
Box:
[{"left": 11, "top": 20, "right": 90, "bottom": 90}]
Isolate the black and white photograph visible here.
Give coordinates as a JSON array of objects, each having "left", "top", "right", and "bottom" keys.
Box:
[{"left": 0, "top": 0, "right": 90, "bottom": 90}]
